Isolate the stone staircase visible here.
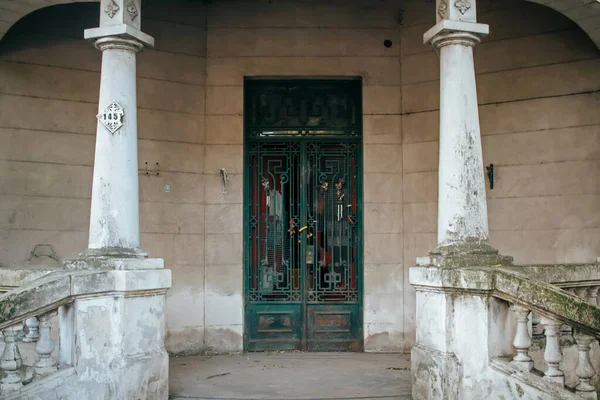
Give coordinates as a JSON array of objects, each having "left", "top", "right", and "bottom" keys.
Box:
[
  {"left": 0, "top": 266, "right": 171, "bottom": 399},
  {"left": 411, "top": 260, "right": 600, "bottom": 399},
  {"left": 491, "top": 264, "right": 600, "bottom": 399}
]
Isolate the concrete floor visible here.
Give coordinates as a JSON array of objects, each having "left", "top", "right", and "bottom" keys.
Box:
[{"left": 169, "top": 352, "right": 412, "bottom": 400}]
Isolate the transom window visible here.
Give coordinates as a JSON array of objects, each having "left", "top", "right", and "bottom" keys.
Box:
[{"left": 244, "top": 78, "right": 362, "bottom": 139}]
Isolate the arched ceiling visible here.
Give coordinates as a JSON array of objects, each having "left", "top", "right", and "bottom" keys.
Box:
[
  {"left": 0, "top": 0, "right": 599, "bottom": 49},
  {"left": 524, "top": 0, "right": 600, "bottom": 50},
  {"left": 0, "top": 0, "right": 96, "bottom": 41}
]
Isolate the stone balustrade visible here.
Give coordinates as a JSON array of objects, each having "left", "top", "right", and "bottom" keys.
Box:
[
  {"left": 505, "top": 281, "right": 600, "bottom": 399},
  {"left": 0, "top": 305, "right": 72, "bottom": 397},
  {"left": 0, "top": 267, "right": 170, "bottom": 399},
  {"left": 507, "top": 309, "right": 597, "bottom": 399},
  {"left": 411, "top": 261, "right": 600, "bottom": 399},
  {"left": 0, "top": 311, "right": 62, "bottom": 395}
]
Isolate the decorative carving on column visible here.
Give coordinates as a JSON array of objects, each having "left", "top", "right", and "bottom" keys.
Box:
[
  {"left": 454, "top": 0, "right": 471, "bottom": 15},
  {"left": 126, "top": 1, "right": 138, "bottom": 20},
  {"left": 438, "top": 0, "right": 448, "bottom": 19},
  {"left": 105, "top": 0, "right": 120, "bottom": 18}
]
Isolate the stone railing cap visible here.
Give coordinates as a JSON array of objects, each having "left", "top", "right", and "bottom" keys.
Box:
[
  {"left": 504, "top": 263, "right": 600, "bottom": 286},
  {"left": 0, "top": 269, "right": 171, "bottom": 331},
  {"left": 410, "top": 265, "right": 600, "bottom": 336}
]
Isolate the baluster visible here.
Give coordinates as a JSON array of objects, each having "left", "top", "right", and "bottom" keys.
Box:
[
  {"left": 34, "top": 312, "right": 57, "bottom": 377},
  {"left": 531, "top": 311, "right": 544, "bottom": 337},
  {"left": 574, "top": 286, "right": 589, "bottom": 301},
  {"left": 573, "top": 332, "right": 597, "bottom": 399},
  {"left": 543, "top": 318, "right": 565, "bottom": 386},
  {"left": 586, "top": 285, "right": 600, "bottom": 306},
  {"left": 511, "top": 304, "right": 534, "bottom": 371},
  {"left": 0, "top": 325, "right": 23, "bottom": 393},
  {"left": 22, "top": 317, "right": 40, "bottom": 342}
]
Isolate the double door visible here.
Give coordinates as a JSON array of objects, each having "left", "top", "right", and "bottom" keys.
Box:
[{"left": 244, "top": 141, "right": 363, "bottom": 351}]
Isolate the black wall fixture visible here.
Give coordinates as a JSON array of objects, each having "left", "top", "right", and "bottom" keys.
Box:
[{"left": 486, "top": 164, "right": 494, "bottom": 190}]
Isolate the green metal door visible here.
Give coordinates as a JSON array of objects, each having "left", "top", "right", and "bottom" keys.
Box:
[{"left": 243, "top": 79, "right": 363, "bottom": 352}]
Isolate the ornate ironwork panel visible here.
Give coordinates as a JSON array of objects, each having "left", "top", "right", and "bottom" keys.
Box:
[
  {"left": 305, "top": 142, "right": 359, "bottom": 305},
  {"left": 246, "top": 142, "right": 302, "bottom": 304}
]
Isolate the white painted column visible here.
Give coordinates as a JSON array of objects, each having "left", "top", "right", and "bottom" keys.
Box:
[
  {"left": 434, "top": 32, "right": 488, "bottom": 246},
  {"left": 84, "top": 0, "right": 154, "bottom": 257},
  {"left": 410, "top": 4, "right": 512, "bottom": 397},
  {"left": 87, "top": 36, "right": 144, "bottom": 254},
  {"left": 424, "top": 2, "right": 490, "bottom": 251}
]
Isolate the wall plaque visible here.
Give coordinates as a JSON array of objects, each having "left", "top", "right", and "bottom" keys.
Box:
[{"left": 97, "top": 101, "right": 124, "bottom": 134}]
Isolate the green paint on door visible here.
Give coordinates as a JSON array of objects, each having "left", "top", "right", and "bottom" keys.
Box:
[{"left": 244, "top": 79, "right": 363, "bottom": 352}]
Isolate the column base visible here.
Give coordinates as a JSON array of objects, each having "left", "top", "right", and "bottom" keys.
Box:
[
  {"left": 83, "top": 247, "right": 148, "bottom": 258},
  {"left": 64, "top": 251, "right": 163, "bottom": 270},
  {"left": 409, "top": 269, "right": 503, "bottom": 400},
  {"left": 423, "top": 241, "right": 513, "bottom": 268},
  {"left": 73, "top": 269, "right": 170, "bottom": 399}
]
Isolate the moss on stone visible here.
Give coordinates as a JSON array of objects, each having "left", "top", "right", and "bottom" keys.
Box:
[
  {"left": 495, "top": 268, "right": 600, "bottom": 332},
  {"left": 412, "top": 262, "right": 600, "bottom": 334},
  {"left": 429, "top": 240, "right": 514, "bottom": 269}
]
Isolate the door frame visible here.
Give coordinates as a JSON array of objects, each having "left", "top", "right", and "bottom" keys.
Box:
[{"left": 242, "top": 77, "right": 364, "bottom": 351}]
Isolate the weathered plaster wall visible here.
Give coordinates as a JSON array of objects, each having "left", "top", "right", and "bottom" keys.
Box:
[
  {"left": 400, "top": 0, "right": 600, "bottom": 345},
  {"left": 0, "top": 2, "right": 208, "bottom": 354},
  {"left": 0, "top": 0, "right": 598, "bottom": 355},
  {"left": 203, "top": 0, "right": 404, "bottom": 352}
]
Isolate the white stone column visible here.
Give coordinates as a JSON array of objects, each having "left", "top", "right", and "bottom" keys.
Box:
[
  {"left": 84, "top": 0, "right": 153, "bottom": 258},
  {"left": 51, "top": 5, "right": 172, "bottom": 398},
  {"left": 410, "top": 3, "right": 514, "bottom": 399},
  {"left": 431, "top": 28, "right": 488, "bottom": 247},
  {"left": 423, "top": 4, "right": 511, "bottom": 267}
]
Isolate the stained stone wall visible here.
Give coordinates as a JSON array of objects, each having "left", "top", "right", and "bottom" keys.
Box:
[
  {"left": 0, "top": 2, "right": 209, "bottom": 354},
  {"left": 0, "top": 0, "right": 598, "bottom": 354}
]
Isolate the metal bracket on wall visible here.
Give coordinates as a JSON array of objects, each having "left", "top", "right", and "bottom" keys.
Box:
[
  {"left": 220, "top": 168, "right": 229, "bottom": 195},
  {"left": 486, "top": 164, "right": 494, "bottom": 190},
  {"left": 143, "top": 162, "right": 160, "bottom": 176}
]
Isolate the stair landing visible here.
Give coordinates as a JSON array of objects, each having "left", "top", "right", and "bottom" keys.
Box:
[{"left": 169, "top": 352, "right": 412, "bottom": 400}]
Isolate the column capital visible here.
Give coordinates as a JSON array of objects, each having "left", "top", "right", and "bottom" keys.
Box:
[
  {"left": 92, "top": 35, "right": 145, "bottom": 53},
  {"left": 424, "top": 20, "right": 489, "bottom": 48},
  {"left": 85, "top": 24, "right": 154, "bottom": 50}
]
